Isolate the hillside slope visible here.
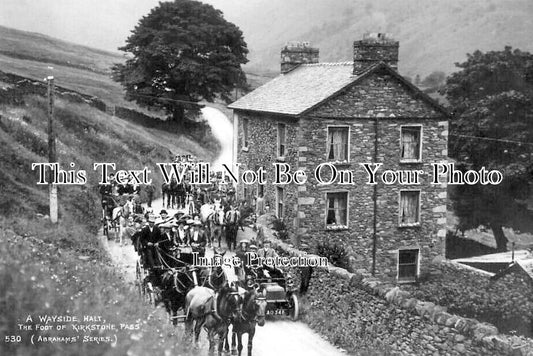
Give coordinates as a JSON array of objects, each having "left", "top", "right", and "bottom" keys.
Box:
[{"left": 208, "top": 0, "right": 533, "bottom": 78}]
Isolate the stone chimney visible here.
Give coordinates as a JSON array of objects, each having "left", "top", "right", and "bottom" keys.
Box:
[
  {"left": 281, "top": 41, "right": 319, "bottom": 74},
  {"left": 353, "top": 33, "right": 399, "bottom": 75}
]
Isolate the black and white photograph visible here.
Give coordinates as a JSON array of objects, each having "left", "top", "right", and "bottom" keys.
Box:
[{"left": 1, "top": 1, "right": 533, "bottom": 355}]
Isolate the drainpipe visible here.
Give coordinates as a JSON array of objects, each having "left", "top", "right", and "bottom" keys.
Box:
[{"left": 372, "top": 117, "right": 378, "bottom": 276}]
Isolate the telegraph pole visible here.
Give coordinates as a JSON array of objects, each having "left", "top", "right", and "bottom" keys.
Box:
[{"left": 46, "top": 76, "right": 58, "bottom": 223}]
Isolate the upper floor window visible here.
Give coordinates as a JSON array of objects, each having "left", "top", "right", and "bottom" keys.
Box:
[
  {"left": 242, "top": 118, "right": 249, "bottom": 149},
  {"left": 325, "top": 192, "right": 348, "bottom": 229},
  {"left": 277, "top": 123, "right": 286, "bottom": 158},
  {"left": 400, "top": 126, "right": 422, "bottom": 162},
  {"left": 399, "top": 190, "right": 420, "bottom": 226},
  {"left": 327, "top": 127, "right": 349, "bottom": 162}
]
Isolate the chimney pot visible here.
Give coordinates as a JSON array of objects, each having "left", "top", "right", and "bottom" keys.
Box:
[
  {"left": 353, "top": 33, "right": 399, "bottom": 75},
  {"left": 281, "top": 41, "right": 319, "bottom": 74}
]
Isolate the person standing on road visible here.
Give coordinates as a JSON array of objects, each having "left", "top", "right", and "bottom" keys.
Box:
[{"left": 138, "top": 215, "right": 162, "bottom": 269}]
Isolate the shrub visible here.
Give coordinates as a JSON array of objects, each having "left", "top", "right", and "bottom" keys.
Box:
[
  {"left": 315, "top": 240, "right": 351, "bottom": 270},
  {"left": 271, "top": 217, "right": 289, "bottom": 241}
]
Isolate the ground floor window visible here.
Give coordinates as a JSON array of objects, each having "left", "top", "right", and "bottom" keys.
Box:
[
  {"left": 276, "top": 187, "right": 283, "bottom": 218},
  {"left": 325, "top": 192, "right": 348, "bottom": 229},
  {"left": 397, "top": 249, "right": 419, "bottom": 281}
]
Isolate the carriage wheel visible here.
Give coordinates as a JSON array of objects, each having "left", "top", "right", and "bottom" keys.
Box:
[{"left": 288, "top": 293, "right": 299, "bottom": 321}]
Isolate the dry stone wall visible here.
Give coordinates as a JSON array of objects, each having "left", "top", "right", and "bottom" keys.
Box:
[{"left": 256, "top": 217, "right": 533, "bottom": 356}]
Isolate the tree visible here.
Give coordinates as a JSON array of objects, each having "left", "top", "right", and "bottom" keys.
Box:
[
  {"left": 443, "top": 47, "right": 533, "bottom": 251},
  {"left": 112, "top": 0, "right": 248, "bottom": 122},
  {"left": 422, "top": 71, "right": 446, "bottom": 89}
]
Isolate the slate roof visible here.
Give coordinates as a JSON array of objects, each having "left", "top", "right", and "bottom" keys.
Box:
[
  {"left": 229, "top": 61, "right": 448, "bottom": 117},
  {"left": 229, "top": 62, "right": 357, "bottom": 115}
]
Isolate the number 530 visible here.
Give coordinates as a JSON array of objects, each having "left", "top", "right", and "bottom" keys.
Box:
[{"left": 5, "top": 335, "right": 22, "bottom": 342}]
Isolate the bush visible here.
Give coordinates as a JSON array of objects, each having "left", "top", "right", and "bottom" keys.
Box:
[
  {"left": 271, "top": 217, "right": 289, "bottom": 241},
  {"left": 315, "top": 240, "right": 351, "bottom": 270}
]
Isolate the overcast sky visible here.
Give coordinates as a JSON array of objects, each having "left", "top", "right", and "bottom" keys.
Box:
[{"left": 0, "top": 0, "right": 185, "bottom": 52}]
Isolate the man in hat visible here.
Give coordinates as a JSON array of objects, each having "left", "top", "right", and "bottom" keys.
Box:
[
  {"left": 138, "top": 214, "right": 162, "bottom": 270},
  {"left": 257, "top": 240, "right": 284, "bottom": 283},
  {"left": 188, "top": 220, "right": 207, "bottom": 257},
  {"left": 156, "top": 209, "right": 170, "bottom": 225},
  {"left": 257, "top": 240, "right": 278, "bottom": 259},
  {"left": 234, "top": 239, "right": 250, "bottom": 282}
]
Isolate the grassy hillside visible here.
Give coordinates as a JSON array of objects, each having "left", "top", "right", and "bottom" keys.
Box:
[
  {"left": 0, "top": 25, "right": 122, "bottom": 74},
  {"left": 0, "top": 87, "right": 216, "bottom": 355},
  {"left": 208, "top": 0, "right": 533, "bottom": 79},
  {"left": 0, "top": 25, "right": 165, "bottom": 114}
]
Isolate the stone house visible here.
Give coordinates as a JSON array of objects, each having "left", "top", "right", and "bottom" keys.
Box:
[{"left": 228, "top": 34, "right": 449, "bottom": 282}]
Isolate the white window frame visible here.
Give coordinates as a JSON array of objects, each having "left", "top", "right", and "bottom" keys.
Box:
[
  {"left": 398, "top": 189, "right": 421, "bottom": 227},
  {"left": 276, "top": 186, "right": 284, "bottom": 218},
  {"left": 326, "top": 125, "right": 350, "bottom": 163},
  {"left": 242, "top": 118, "right": 249, "bottom": 151},
  {"left": 324, "top": 191, "right": 349, "bottom": 230},
  {"left": 399, "top": 124, "right": 423, "bottom": 163},
  {"left": 397, "top": 248, "right": 420, "bottom": 282}
]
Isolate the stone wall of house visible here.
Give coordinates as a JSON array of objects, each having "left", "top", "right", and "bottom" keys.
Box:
[
  {"left": 236, "top": 111, "right": 300, "bottom": 230},
  {"left": 294, "top": 70, "right": 448, "bottom": 280},
  {"left": 256, "top": 219, "right": 533, "bottom": 356},
  {"left": 310, "top": 70, "right": 443, "bottom": 118}
]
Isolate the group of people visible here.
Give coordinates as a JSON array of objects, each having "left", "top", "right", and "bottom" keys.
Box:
[{"left": 130, "top": 209, "right": 211, "bottom": 271}]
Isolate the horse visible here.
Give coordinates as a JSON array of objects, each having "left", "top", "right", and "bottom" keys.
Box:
[
  {"left": 208, "top": 208, "right": 226, "bottom": 248},
  {"left": 176, "top": 182, "right": 187, "bottom": 209},
  {"left": 227, "top": 287, "right": 267, "bottom": 356},
  {"left": 162, "top": 182, "right": 171, "bottom": 208},
  {"left": 225, "top": 208, "right": 241, "bottom": 251},
  {"left": 169, "top": 177, "right": 179, "bottom": 209},
  {"left": 160, "top": 267, "right": 197, "bottom": 325},
  {"left": 200, "top": 200, "right": 223, "bottom": 246},
  {"left": 185, "top": 284, "right": 243, "bottom": 355}
]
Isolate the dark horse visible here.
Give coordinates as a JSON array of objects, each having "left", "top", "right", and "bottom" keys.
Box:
[
  {"left": 185, "top": 283, "right": 243, "bottom": 355},
  {"left": 160, "top": 266, "right": 197, "bottom": 325},
  {"left": 227, "top": 287, "right": 267, "bottom": 356}
]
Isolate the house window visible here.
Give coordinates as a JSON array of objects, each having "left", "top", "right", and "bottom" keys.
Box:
[
  {"left": 325, "top": 192, "right": 348, "bottom": 229},
  {"left": 400, "top": 126, "right": 422, "bottom": 162},
  {"left": 327, "top": 127, "right": 349, "bottom": 162},
  {"left": 277, "top": 123, "right": 286, "bottom": 158},
  {"left": 397, "top": 249, "right": 419, "bottom": 281},
  {"left": 276, "top": 187, "right": 284, "bottom": 218},
  {"left": 242, "top": 118, "right": 249, "bottom": 149},
  {"left": 399, "top": 190, "right": 420, "bottom": 226}
]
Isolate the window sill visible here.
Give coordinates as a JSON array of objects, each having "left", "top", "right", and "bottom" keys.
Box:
[
  {"left": 242, "top": 146, "right": 249, "bottom": 152},
  {"left": 399, "top": 159, "right": 422, "bottom": 164},
  {"left": 327, "top": 160, "right": 351, "bottom": 167},
  {"left": 397, "top": 278, "right": 418, "bottom": 284},
  {"left": 399, "top": 222, "right": 421, "bottom": 228},
  {"left": 325, "top": 225, "right": 349, "bottom": 231}
]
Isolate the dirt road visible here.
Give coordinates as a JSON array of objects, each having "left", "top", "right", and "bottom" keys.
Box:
[{"left": 102, "top": 199, "right": 348, "bottom": 356}]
